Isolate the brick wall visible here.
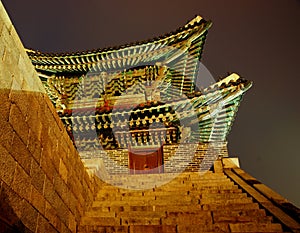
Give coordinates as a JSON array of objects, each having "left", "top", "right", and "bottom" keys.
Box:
[
  {"left": 0, "top": 2, "right": 100, "bottom": 232},
  {"left": 81, "top": 142, "right": 228, "bottom": 175}
]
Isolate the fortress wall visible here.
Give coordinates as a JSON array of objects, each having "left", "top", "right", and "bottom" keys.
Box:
[{"left": 0, "top": 2, "right": 100, "bottom": 232}]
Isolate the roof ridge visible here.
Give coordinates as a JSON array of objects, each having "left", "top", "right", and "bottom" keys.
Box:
[{"left": 26, "top": 15, "right": 210, "bottom": 58}]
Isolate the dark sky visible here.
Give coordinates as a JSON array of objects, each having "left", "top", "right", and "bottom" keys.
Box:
[{"left": 2, "top": 0, "right": 299, "bottom": 206}]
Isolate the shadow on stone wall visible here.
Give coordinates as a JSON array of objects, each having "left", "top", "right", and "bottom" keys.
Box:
[{"left": 0, "top": 184, "right": 31, "bottom": 233}]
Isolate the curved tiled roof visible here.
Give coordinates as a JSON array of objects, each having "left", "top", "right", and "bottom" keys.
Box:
[
  {"left": 25, "top": 16, "right": 253, "bottom": 151},
  {"left": 26, "top": 16, "right": 212, "bottom": 74}
]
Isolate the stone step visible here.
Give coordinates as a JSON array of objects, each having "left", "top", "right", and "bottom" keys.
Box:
[
  {"left": 214, "top": 214, "right": 274, "bottom": 224},
  {"left": 149, "top": 198, "right": 200, "bottom": 206},
  {"left": 212, "top": 209, "right": 273, "bottom": 224},
  {"left": 200, "top": 197, "right": 253, "bottom": 204},
  {"left": 92, "top": 196, "right": 202, "bottom": 207},
  {"left": 79, "top": 219, "right": 282, "bottom": 232},
  {"left": 99, "top": 179, "right": 238, "bottom": 194},
  {"left": 129, "top": 225, "right": 176, "bottom": 233},
  {"left": 97, "top": 190, "right": 144, "bottom": 198},
  {"left": 79, "top": 223, "right": 284, "bottom": 233},
  {"left": 84, "top": 211, "right": 116, "bottom": 218},
  {"left": 151, "top": 184, "right": 237, "bottom": 192},
  {"left": 95, "top": 187, "right": 244, "bottom": 202},
  {"left": 101, "top": 181, "right": 235, "bottom": 191},
  {"left": 104, "top": 173, "right": 228, "bottom": 183},
  {"left": 106, "top": 171, "right": 218, "bottom": 178},
  {"left": 89, "top": 203, "right": 204, "bottom": 213},
  {"left": 80, "top": 216, "right": 121, "bottom": 226},
  {"left": 161, "top": 211, "right": 212, "bottom": 225},
  {"left": 177, "top": 223, "right": 229, "bottom": 232},
  {"left": 92, "top": 200, "right": 148, "bottom": 208},
  {"left": 121, "top": 217, "right": 161, "bottom": 225},
  {"left": 201, "top": 192, "right": 248, "bottom": 199},
  {"left": 190, "top": 188, "right": 243, "bottom": 194},
  {"left": 153, "top": 195, "right": 196, "bottom": 202},
  {"left": 154, "top": 204, "right": 202, "bottom": 212},
  {"left": 116, "top": 211, "right": 167, "bottom": 218},
  {"left": 202, "top": 202, "right": 260, "bottom": 211},
  {"left": 212, "top": 208, "right": 267, "bottom": 217},
  {"left": 79, "top": 171, "right": 285, "bottom": 232},
  {"left": 229, "top": 223, "right": 283, "bottom": 232},
  {"left": 86, "top": 205, "right": 265, "bottom": 219}
]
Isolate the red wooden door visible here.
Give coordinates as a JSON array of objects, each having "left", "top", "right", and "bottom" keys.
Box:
[{"left": 129, "top": 147, "right": 163, "bottom": 174}]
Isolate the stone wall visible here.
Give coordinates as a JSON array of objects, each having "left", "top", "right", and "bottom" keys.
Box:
[{"left": 0, "top": 2, "right": 100, "bottom": 232}]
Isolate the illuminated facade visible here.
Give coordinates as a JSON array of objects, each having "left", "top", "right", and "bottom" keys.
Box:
[{"left": 27, "top": 16, "right": 252, "bottom": 174}]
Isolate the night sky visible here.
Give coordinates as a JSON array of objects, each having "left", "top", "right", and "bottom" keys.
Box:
[{"left": 2, "top": 0, "right": 299, "bottom": 206}]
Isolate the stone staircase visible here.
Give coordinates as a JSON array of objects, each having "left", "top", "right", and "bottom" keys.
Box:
[{"left": 78, "top": 170, "right": 285, "bottom": 233}]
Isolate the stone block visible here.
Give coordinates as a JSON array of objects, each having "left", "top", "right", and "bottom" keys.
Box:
[
  {"left": 117, "top": 211, "right": 166, "bottom": 218},
  {"left": 59, "top": 204, "right": 71, "bottom": 227},
  {"left": 0, "top": 121, "right": 13, "bottom": 151},
  {"left": 53, "top": 173, "right": 69, "bottom": 204},
  {"left": 177, "top": 223, "right": 229, "bottom": 233},
  {"left": 162, "top": 211, "right": 212, "bottom": 225},
  {"left": 78, "top": 225, "right": 128, "bottom": 233},
  {"left": 59, "top": 159, "right": 68, "bottom": 184},
  {"left": 9, "top": 103, "right": 29, "bottom": 145},
  {"left": 213, "top": 159, "right": 223, "bottom": 173},
  {"left": 0, "top": 182, "right": 24, "bottom": 226},
  {"left": 0, "top": 26, "right": 20, "bottom": 69},
  {"left": 130, "top": 225, "right": 176, "bottom": 233},
  {"left": 201, "top": 192, "right": 247, "bottom": 200},
  {"left": 10, "top": 74, "right": 23, "bottom": 91},
  {"left": 85, "top": 211, "right": 116, "bottom": 218},
  {"left": 129, "top": 205, "right": 154, "bottom": 212},
  {"left": 68, "top": 212, "right": 77, "bottom": 233},
  {"left": 0, "top": 67, "right": 13, "bottom": 90},
  {"left": 68, "top": 191, "right": 79, "bottom": 217},
  {"left": 60, "top": 222, "right": 71, "bottom": 233},
  {"left": 10, "top": 134, "right": 32, "bottom": 174},
  {"left": 25, "top": 94, "right": 41, "bottom": 134},
  {"left": 229, "top": 223, "right": 283, "bottom": 232},
  {"left": 155, "top": 204, "right": 202, "bottom": 212},
  {"left": 9, "top": 90, "right": 31, "bottom": 119},
  {"left": 30, "top": 185, "right": 45, "bottom": 215},
  {"left": 121, "top": 217, "right": 160, "bottom": 225},
  {"left": 44, "top": 200, "right": 59, "bottom": 230},
  {"left": 20, "top": 199, "right": 38, "bottom": 232},
  {"left": 40, "top": 149, "right": 56, "bottom": 181},
  {"left": 0, "top": 144, "right": 16, "bottom": 185},
  {"left": 27, "top": 129, "right": 42, "bottom": 163},
  {"left": 202, "top": 202, "right": 260, "bottom": 211},
  {"left": 222, "top": 157, "right": 240, "bottom": 168},
  {"left": 11, "top": 164, "right": 31, "bottom": 201},
  {"left": 0, "top": 89, "right": 11, "bottom": 122},
  {"left": 36, "top": 214, "right": 58, "bottom": 233},
  {"left": 81, "top": 216, "right": 121, "bottom": 226},
  {"left": 213, "top": 209, "right": 273, "bottom": 223},
  {"left": 30, "top": 159, "right": 45, "bottom": 193},
  {"left": 0, "top": 2, "right": 13, "bottom": 28}
]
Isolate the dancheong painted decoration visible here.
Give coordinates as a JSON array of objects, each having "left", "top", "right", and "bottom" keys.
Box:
[{"left": 26, "top": 16, "right": 252, "bottom": 174}]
